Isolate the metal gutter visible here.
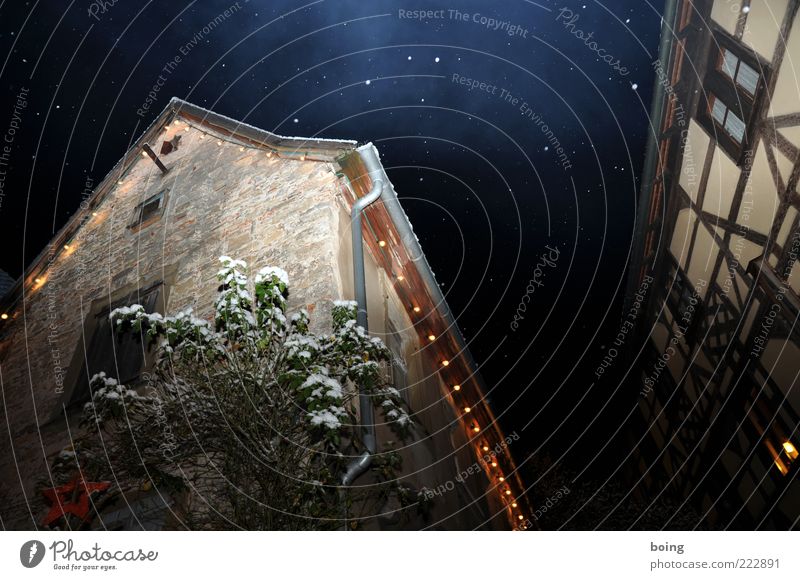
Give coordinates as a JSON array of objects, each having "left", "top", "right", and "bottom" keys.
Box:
[
  {"left": 341, "top": 141, "right": 477, "bottom": 485},
  {"left": 356, "top": 143, "right": 532, "bottom": 525},
  {"left": 622, "top": 0, "right": 680, "bottom": 313},
  {"left": 356, "top": 144, "right": 482, "bottom": 378},
  {"left": 356, "top": 143, "right": 531, "bottom": 526}
]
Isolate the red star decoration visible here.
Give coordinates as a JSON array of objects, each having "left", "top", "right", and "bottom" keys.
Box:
[{"left": 41, "top": 476, "right": 111, "bottom": 527}]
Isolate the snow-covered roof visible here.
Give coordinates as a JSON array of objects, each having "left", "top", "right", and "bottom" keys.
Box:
[{"left": 168, "top": 98, "right": 358, "bottom": 153}]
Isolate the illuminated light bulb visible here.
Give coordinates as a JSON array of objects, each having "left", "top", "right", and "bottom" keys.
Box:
[
  {"left": 1, "top": 313, "right": 8, "bottom": 320},
  {"left": 518, "top": 515, "right": 524, "bottom": 521},
  {"left": 473, "top": 425, "right": 480, "bottom": 433},
  {"left": 784, "top": 441, "right": 798, "bottom": 460},
  {"left": 499, "top": 476, "right": 505, "bottom": 482},
  {"left": 397, "top": 275, "right": 404, "bottom": 281},
  {"left": 378, "top": 240, "right": 387, "bottom": 248},
  {"left": 505, "top": 490, "right": 512, "bottom": 496},
  {"left": 142, "top": 150, "right": 149, "bottom": 157},
  {"left": 117, "top": 180, "right": 124, "bottom": 185},
  {"left": 92, "top": 211, "right": 98, "bottom": 217},
  {"left": 413, "top": 306, "right": 421, "bottom": 313},
  {"left": 441, "top": 360, "right": 450, "bottom": 367},
  {"left": 300, "top": 154, "right": 306, "bottom": 161},
  {"left": 34, "top": 278, "right": 42, "bottom": 284},
  {"left": 482, "top": 445, "right": 489, "bottom": 452},
  {"left": 428, "top": 334, "right": 436, "bottom": 341},
  {"left": 491, "top": 461, "right": 497, "bottom": 467},
  {"left": 464, "top": 406, "right": 471, "bottom": 413},
  {"left": 453, "top": 385, "right": 461, "bottom": 391},
  {"left": 63, "top": 244, "right": 70, "bottom": 250},
  {"left": 511, "top": 502, "right": 517, "bottom": 508},
  {"left": 217, "top": 140, "right": 223, "bottom": 146},
  {"left": 239, "top": 146, "right": 245, "bottom": 152}
]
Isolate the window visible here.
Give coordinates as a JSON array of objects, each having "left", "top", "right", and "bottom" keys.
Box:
[
  {"left": 385, "top": 322, "right": 409, "bottom": 405},
  {"left": 718, "top": 48, "right": 759, "bottom": 95},
  {"left": 709, "top": 95, "right": 746, "bottom": 143},
  {"left": 67, "top": 282, "right": 162, "bottom": 411},
  {"left": 160, "top": 134, "right": 181, "bottom": 156},
  {"left": 130, "top": 190, "right": 166, "bottom": 228},
  {"left": 699, "top": 35, "right": 765, "bottom": 162}
]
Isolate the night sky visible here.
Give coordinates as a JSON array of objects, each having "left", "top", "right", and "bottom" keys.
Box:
[{"left": 0, "top": 1, "right": 664, "bottom": 481}]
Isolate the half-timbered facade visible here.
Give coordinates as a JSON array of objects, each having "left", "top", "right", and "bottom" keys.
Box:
[{"left": 624, "top": 0, "right": 800, "bottom": 528}]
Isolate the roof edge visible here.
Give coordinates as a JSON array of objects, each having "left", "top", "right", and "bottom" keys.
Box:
[{"left": 0, "top": 97, "right": 358, "bottom": 315}]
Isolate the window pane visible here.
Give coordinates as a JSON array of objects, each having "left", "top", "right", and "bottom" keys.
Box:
[
  {"left": 140, "top": 199, "right": 162, "bottom": 222},
  {"left": 736, "top": 61, "right": 759, "bottom": 95},
  {"left": 70, "top": 316, "right": 115, "bottom": 407},
  {"left": 711, "top": 97, "right": 727, "bottom": 125},
  {"left": 115, "top": 286, "right": 161, "bottom": 384},
  {"left": 141, "top": 191, "right": 164, "bottom": 221},
  {"left": 725, "top": 110, "right": 746, "bottom": 142},
  {"left": 720, "top": 48, "right": 738, "bottom": 79},
  {"left": 71, "top": 284, "right": 162, "bottom": 409}
]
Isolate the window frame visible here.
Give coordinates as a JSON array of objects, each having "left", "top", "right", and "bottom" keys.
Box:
[
  {"left": 698, "top": 31, "right": 766, "bottom": 164},
  {"left": 718, "top": 48, "right": 759, "bottom": 96},
  {"left": 708, "top": 94, "right": 747, "bottom": 143},
  {"left": 129, "top": 189, "right": 168, "bottom": 230},
  {"left": 58, "top": 279, "right": 168, "bottom": 417}
]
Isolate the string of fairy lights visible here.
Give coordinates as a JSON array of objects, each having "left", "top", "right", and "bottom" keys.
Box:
[{"left": 0, "top": 113, "right": 530, "bottom": 528}]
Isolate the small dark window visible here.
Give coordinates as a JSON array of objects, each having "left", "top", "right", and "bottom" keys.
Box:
[
  {"left": 130, "top": 190, "right": 166, "bottom": 228},
  {"left": 68, "top": 283, "right": 162, "bottom": 410},
  {"left": 160, "top": 134, "right": 181, "bottom": 156}
]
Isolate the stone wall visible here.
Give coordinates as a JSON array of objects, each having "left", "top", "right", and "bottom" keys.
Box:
[{"left": 0, "top": 122, "right": 346, "bottom": 528}]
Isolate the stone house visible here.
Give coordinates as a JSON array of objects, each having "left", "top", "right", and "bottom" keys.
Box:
[{"left": 0, "top": 98, "right": 527, "bottom": 530}]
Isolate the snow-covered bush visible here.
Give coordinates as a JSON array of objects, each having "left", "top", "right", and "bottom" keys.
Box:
[{"left": 52, "top": 257, "right": 417, "bottom": 530}]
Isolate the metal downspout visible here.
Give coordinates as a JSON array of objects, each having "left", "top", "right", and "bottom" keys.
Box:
[{"left": 341, "top": 173, "right": 383, "bottom": 487}]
